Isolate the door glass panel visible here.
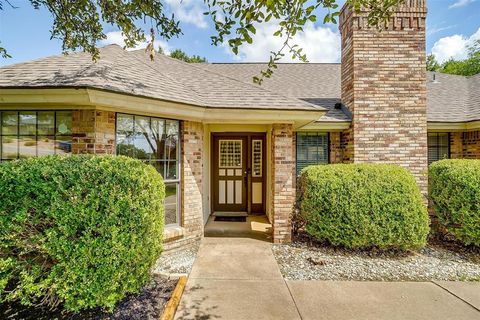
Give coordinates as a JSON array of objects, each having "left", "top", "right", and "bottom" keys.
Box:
[
  {"left": 219, "top": 140, "right": 242, "bottom": 168},
  {"left": 252, "top": 139, "right": 262, "bottom": 177}
]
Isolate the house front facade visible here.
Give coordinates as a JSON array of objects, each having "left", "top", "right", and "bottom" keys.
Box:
[{"left": 1, "top": 0, "right": 479, "bottom": 250}]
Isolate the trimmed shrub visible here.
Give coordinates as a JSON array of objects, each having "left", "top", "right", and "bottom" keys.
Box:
[
  {"left": 429, "top": 159, "right": 480, "bottom": 246},
  {"left": 0, "top": 155, "right": 164, "bottom": 311},
  {"left": 299, "top": 164, "right": 429, "bottom": 250}
]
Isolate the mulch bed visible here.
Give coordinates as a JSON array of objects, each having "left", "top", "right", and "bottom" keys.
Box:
[{"left": 0, "top": 275, "right": 177, "bottom": 320}]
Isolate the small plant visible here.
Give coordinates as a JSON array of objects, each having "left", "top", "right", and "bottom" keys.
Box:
[
  {"left": 299, "top": 164, "right": 429, "bottom": 250},
  {"left": 0, "top": 155, "right": 165, "bottom": 311},
  {"left": 429, "top": 159, "right": 480, "bottom": 246},
  {"left": 23, "top": 141, "right": 36, "bottom": 147}
]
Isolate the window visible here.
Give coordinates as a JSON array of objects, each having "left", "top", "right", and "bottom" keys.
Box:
[
  {"left": 0, "top": 111, "right": 72, "bottom": 161},
  {"left": 116, "top": 113, "right": 180, "bottom": 225},
  {"left": 296, "top": 132, "right": 329, "bottom": 175},
  {"left": 428, "top": 133, "right": 450, "bottom": 165}
]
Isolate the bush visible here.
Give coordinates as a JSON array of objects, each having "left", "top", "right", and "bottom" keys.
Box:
[
  {"left": 299, "top": 164, "right": 429, "bottom": 250},
  {"left": 429, "top": 159, "right": 480, "bottom": 246},
  {"left": 0, "top": 155, "right": 165, "bottom": 311}
]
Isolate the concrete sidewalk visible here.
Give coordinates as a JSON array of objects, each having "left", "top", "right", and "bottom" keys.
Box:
[{"left": 175, "top": 237, "right": 480, "bottom": 320}]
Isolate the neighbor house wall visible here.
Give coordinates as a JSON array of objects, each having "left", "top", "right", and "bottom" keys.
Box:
[{"left": 339, "top": 0, "right": 428, "bottom": 192}]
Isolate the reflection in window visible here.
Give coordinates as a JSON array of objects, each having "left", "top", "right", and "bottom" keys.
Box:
[
  {"left": 116, "top": 113, "right": 180, "bottom": 225},
  {"left": 296, "top": 132, "right": 329, "bottom": 176},
  {"left": 428, "top": 133, "right": 450, "bottom": 165},
  {"left": 0, "top": 111, "right": 72, "bottom": 161}
]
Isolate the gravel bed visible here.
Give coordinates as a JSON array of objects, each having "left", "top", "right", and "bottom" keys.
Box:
[
  {"left": 272, "top": 239, "right": 480, "bottom": 281},
  {"left": 154, "top": 243, "right": 199, "bottom": 275}
]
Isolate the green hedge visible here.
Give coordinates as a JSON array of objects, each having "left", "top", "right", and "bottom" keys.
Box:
[
  {"left": 0, "top": 155, "right": 164, "bottom": 311},
  {"left": 299, "top": 164, "right": 429, "bottom": 250},
  {"left": 429, "top": 159, "right": 480, "bottom": 246}
]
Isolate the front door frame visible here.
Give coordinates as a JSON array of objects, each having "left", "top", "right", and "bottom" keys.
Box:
[{"left": 211, "top": 132, "right": 266, "bottom": 215}]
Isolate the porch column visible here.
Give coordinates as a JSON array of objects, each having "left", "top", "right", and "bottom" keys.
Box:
[
  {"left": 271, "top": 123, "right": 295, "bottom": 243},
  {"left": 180, "top": 120, "right": 204, "bottom": 242},
  {"left": 72, "top": 110, "right": 115, "bottom": 154}
]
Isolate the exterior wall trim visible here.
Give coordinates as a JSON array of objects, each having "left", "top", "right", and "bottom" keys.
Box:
[
  {"left": 428, "top": 121, "right": 480, "bottom": 131},
  {"left": 0, "top": 88, "right": 325, "bottom": 125}
]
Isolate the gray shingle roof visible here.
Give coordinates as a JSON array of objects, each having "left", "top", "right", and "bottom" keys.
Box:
[
  {"left": 0, "top": 45, "right": 320, "bottom": 112},
  {"left": 204, "top": 63, "right": 480, "bottom": 123},
  {"left": 1, "top": 45, "right": 479, "bottom": 122},
  {"left": 201, "top": 63, "right": 347, "bottom": 122}
]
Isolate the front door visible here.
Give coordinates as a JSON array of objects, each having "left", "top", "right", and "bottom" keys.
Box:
[{"left": 212, "top": 133, "right": 266, "bottom": 214}]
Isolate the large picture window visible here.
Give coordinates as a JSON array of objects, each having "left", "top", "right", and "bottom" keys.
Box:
[
  {"left": 116, "top": 113, "right": 180, "bottom": 225},
  {"left": 428, "top": 133, "right": 450, "bottom": 165},
  {"left": 0, "top": 111, "right": 72, "bottom": 161},
  {"left": 296, "top": 132, "right": 329, "bottom": 176}
]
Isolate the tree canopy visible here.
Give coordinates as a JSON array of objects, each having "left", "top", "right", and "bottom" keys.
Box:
[
  {"left": 427, "top": 40, "right": 480, "bottom": 77},
  {"left": 169, "top": 49, "right": 207, "bottom": 63},
  {"left": 1, "top": 0, "right": 404, "bottom": 82}
]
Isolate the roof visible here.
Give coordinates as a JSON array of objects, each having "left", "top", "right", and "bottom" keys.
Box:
[
  {"left": 203, "top": 63, "right": 480, "bottom": 123},
  {"left": 1, "top": 45, "right": 479, "bottom": 123},
  {"left": 0, "top": 45, "right": 321, "bottom": 112}
]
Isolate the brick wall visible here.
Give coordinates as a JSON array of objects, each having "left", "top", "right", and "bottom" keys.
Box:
[
  {"left": 72, "top": 110, "right": 115, "bottom": 154},
  {"left": 329, "top": 132, "right": 342, "bottom": 163},
  {"left": 339, "top": 0, "right": 428, "bottom": 192},
  {"left": 450, "top": 131, "right": 480, "bottom": 159},
  {"left": 167, "top": 120, "right": 204, "bottom": 250},
  {"left": 270, "top": 124, "right": 295, "bottom": 243}
]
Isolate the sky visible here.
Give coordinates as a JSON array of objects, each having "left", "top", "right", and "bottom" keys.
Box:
[{"left": 0, "top": 0, "right": 479, "bottom": 67}]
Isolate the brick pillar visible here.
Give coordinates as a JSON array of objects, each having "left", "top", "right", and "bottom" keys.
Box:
[
  {"left": 339, "top": 0, "right": 428, "bottom": 192},
  {"left": 450, "top": 132, "right": 464, "bottom": 159},
  {"left": 329, "top": 132, "right": 342, "bottom": 163},
  {"left": 181, "top": 121, "right": 204, "bottom": 240},
  {"left": 72, "top": 110, "right": 115, "bottom": 154},
  {"left": 271, "top": 124, "right": 295, "bottom": 243}
]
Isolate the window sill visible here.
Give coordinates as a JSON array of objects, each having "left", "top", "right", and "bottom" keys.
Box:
[{"left": 163, "top": 225, "right": 185, "bottom": 242}]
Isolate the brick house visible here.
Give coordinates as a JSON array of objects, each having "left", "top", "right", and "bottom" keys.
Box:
[{"left": 0, "top": 0, "right": 479, "bottom": 250}]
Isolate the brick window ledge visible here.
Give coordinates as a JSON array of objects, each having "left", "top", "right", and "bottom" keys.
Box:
[{"left": 163, "top": 225, "right": 185, "bottom": 242}]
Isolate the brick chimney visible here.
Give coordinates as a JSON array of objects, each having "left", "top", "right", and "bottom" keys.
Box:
[{"left": 339, "top": 0, "right": 428, "bottom": 192}]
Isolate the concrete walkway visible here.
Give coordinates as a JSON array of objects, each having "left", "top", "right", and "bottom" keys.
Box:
[{"left": 175, "top": 237, "right": 480, "bottom": 320}]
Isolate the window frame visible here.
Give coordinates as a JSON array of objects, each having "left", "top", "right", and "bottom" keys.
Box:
[
  {"left": 115, "top": 112, "right": 182, "bottom": 226},
  {"left": 295, "top": 132, "right": 330, "bottom": 176},
  {"left": 427, "top": 132, "right": 450, "bottom": 165},
  {"left": 0, "top": 110, "right": 73, "bottom": 161}
]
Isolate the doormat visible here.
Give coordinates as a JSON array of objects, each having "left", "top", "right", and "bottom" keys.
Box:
[{"left": 214, "top": 216, "right": 247, "bottom": 222}]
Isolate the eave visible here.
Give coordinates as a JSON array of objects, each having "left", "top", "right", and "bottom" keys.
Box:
[{"left": 0, "top": 88, "right": 325, "bottom": 128}]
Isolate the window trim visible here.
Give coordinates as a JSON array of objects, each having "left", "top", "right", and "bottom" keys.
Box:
[
  {"left": 295, "top": 131, "right": 330, "bottom": 176},
  {"left": 115, "top": 112, "right": 182, "bottom": 227},
  {"left": 427, "top": 132, "right": 450, "bottom": 165}
]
